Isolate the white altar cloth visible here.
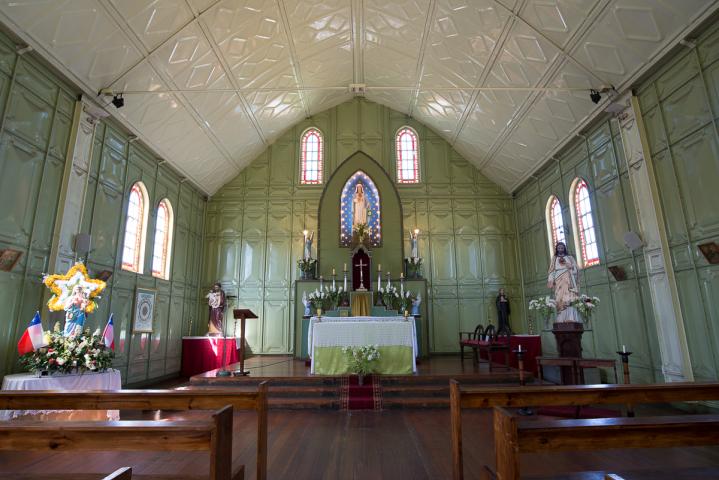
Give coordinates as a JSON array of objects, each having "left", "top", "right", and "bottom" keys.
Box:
[
  {"left": 0, "top": 369, "right": 121, "bottom": 420},
  {"left": 308, "top": 316, "right": 418, "bottom": 373}
]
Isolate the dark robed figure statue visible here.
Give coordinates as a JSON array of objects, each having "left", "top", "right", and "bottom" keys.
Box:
[
  {"left": 496, "top": 287, "right": 510, "bottom": 332},
  {"left": 206, "top": 282, "right": 225, "bottom": 336}
]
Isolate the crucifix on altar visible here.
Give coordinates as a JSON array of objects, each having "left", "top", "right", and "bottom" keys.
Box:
[{"left": 351, "top": 246, "right": 371, "bottom": 291}]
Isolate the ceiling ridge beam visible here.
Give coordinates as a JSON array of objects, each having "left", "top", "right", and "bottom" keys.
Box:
[
  {"left": 99, "top": 0, "right": 241, "bottom": 172},
  {"left": 185, "top": 0, "right": 269, "bottom": 147},
  {"left": 477, "top": 0, "right": 613, "bottom": 170},
  {"left": 276, "top": 0, "right": 311, "bottom": 118},
  {"left": 350, "top": 0, "right": 365, "bottom": 84},
  {"left": 407, "top": 0, "right": 438, "bottom": 117}
]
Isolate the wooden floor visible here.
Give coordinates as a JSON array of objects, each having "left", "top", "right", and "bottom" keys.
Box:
[{"left": 2, "top": 408, "right": 719, "bottom": 479}]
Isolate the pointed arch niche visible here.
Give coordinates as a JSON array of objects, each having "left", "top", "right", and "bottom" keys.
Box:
[
  {"left": 318, "top": 151, "right": 403, "bottom": 276},
  {"left": 340, "top": 170, "right": 381, "bottom": 247}
]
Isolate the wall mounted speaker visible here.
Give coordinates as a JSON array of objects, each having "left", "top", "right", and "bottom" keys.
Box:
[
  {"left": 623, "top": 231, "right": 643, "bottom": 251},
  {"left": 74, "top": 234, "right": 92, "bottom": 254}
]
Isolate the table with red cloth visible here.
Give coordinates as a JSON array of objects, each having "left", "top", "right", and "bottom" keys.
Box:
[
  {"left": 478, "top": 334, "right": 542, "bottom": 375},
  {"left": 181, "top": 336, "right": 238, "bottom": 377}
]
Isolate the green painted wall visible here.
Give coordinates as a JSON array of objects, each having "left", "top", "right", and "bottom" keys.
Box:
[
  {"left": 204, "top": 98, "right": 519, "bottom": 354},
  {"left": 0, "top": 30, "right": 206, "bottom": 384},
  {"left": 635, "top": 24, "right": 719, "bottom": 381},
  {"left": 515, "top": 117, "right": 661, "bottom": 383}
]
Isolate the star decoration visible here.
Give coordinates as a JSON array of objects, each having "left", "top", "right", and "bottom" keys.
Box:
[{"left": 43, "top": 262, "right": 106, "bottom": 313}]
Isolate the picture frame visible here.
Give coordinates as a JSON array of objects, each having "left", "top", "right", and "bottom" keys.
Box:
[
  {"left": 133, "top": 288, "right": 156, "bottom": 333},
  {"left": 698, "top": 242, "right": 719, "bottom": 265},
  {"left": 0, "top": 248, "right": 23, "bottom": 272}
]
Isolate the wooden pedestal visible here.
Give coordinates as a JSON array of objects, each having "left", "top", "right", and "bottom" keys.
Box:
[{"left": 552, "top": 321, "right": 584, "bottom": 384}]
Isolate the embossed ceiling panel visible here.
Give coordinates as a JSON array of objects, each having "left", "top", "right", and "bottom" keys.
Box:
[{"left": 0, "top": 0, "right": 715, "bottom": 194}]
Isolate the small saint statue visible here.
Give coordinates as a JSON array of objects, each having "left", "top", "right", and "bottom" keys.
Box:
[
  {"left": 496, "top": 288, "right": 510, "bottom": 332},
  {"left": 63, "top": 285, "right": 88, "bottom": 337},
  {"left": 411, "top": 293, "right": 422, "bottom": 316},
  {"left": 352, "top": 183, "right": 369, "bottom": 228},
  {"left": 409, "top": 229, "right": 419, "bottom": 259},
  {"left": 303, "top": 230, "right": 314, "bottom": 260},
  {"left": 206, "top": 282, "right": 226, "bottom": 336},
  {"left": 547, "top": 242, "right": 580, "bottom": 323}
]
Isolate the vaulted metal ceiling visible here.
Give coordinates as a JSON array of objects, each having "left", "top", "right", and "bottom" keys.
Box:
[{"left": 1, "top": 0, "right": 716, "bottom": 195}]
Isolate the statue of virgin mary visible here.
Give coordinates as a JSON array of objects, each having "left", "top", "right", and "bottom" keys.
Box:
[{"left": 352, "top": 183, "right": 369, "bottom": 228}]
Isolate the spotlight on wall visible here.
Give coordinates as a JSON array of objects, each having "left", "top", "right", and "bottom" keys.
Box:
[
  {"left": 111, "top": 94, "right": 124, "bottom": 109},
  {"left": 589, "top": 89, "right": 602, "bottom": 104}
]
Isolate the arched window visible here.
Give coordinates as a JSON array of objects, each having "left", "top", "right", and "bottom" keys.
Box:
[
  {"left": 300, "top": 128, "right": 323, "bottom": 184},
  {"left": 396, "top": 127, "right": 419, "bottom": 183},
  {"left": 151, "top": 199, "right": 174, "bottom": 280},
  {"left": 570, "top": 178, "right": 600, "bottom": 268},
  {"left": 546, "top": 195, "right": 566, "bottom": 255},
  {"left": 121, "top": 182, "right": 149, "bottom": 273}
]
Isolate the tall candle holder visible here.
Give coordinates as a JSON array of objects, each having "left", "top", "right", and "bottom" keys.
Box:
[
  {"left": 332, "top": 272, "right": 336, "bottom": 290},
  {"left": 400, "top": 272, "right": 405, "bottom": 297},
  {"left": 343, "top": 270, "right": 348, "bottom": 292},
  {"left": 385, "top": 271, "right": 391, "bottom": 289},
  {"left": 617, "top": 346, "right": 634, "bottom": 417},
  {"left": 319, "top": 275, "right": 324, "bottom": 290}
]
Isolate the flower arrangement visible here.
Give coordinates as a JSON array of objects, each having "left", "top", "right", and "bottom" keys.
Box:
[
  {"left": 405, "top": 257, "right": 422, "bottom": 278},
  {"left": 342, "top": 345, "right": 380, "bottom": 376},
  {"left": 571, "top": 294, "right": 600, "bottom": 320},
  {"left": 378, "top": 284, "right": 401, "bottom": 310},
  {"left": 307, "top": 289, "right": 327, "bottom": 312},
  {"left": 528, "top": 296, "right": 557, "bottom": 320},
  {"left": 19, "top": 322, "right": 114, "bottom": 375},
  {"left": 354, "top": 222, "right": 369, "bottom": 241},
  {"left": 400, "top": 291, "right": 416, "bottom": 314},
  {"left": 297, "top": 258, "right": 317, "bottom": 279}
]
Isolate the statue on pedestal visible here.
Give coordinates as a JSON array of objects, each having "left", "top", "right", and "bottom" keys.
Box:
[
  {"left": 352, "top": 183, "right": 369, "bottom": 229},
  {"left": 547, "top": 242, "right": 580, "bottom": 323},
  {"left": 303, "top": 230, "right": 314, "bottom": 260},
  {"left": 206, "top": 282, "right": 225, "bottom": 336},
  {"left": 496, "top": 288, "right": 510, "bottom": 332},
  {"left": 63, "top": 285, "right": 88, "bottom": 337}
]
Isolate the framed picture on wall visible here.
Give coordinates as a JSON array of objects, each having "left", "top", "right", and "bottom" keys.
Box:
[
  {"left": 133, "top": 288, "right": 156, "bottom": 333},
  {"left": 0, "top": 248, "right": 22, "bottom": 272}
]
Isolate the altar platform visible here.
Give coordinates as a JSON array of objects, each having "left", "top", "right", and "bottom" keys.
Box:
[{"left": 187, "top": 355, "right": 528, "bottom": 409}]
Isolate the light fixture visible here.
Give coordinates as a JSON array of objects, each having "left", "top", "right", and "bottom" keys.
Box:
[
  {"left": 111, "top": 94, "right": 124, "bottom": 109},
  {"left": 589, "top": 89, "right": 602, "bottom": 104}
]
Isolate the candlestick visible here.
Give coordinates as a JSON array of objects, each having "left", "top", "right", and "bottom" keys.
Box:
[
  {"left": 344, "top": 271, "right": 348, "bottom": 291},
  {"left": 343, "top": 263, "right": 347, "bottom": 272},
  {"left": 378, "top": 263, "right": 382, "bottom": 272},
  {"left": 400, "top": 272, "right": 404, "bottom": 279},
  {"left": 332, "top": 268, "right": 336, "bottom": 275},
  {"left": 386, "top": 271, "right": 391, "bottom": 289},
  {"left": 622, "top": 345, "right": 626, "bottom": 353},
  {"left": 377, "top": 272, "right": 382, "bottom": 293},
  {"left": 518, "top": 344, "right": 522, "bottom": 352}
]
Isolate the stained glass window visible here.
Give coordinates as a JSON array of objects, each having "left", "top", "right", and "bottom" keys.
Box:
[
  {"left": 300, "top": 128, "right": 323, "bottom": 184},
  {"left": 396, "top": 127, "right": 419, "bottom": 183},
  {"left": 152, "top": 199, "right": 173, "bottom": 280},
  {"left": 547, "top": 195, "right": 566, "bottom": 255},
  {"left": 572, "top": 178, "right": 600, "bottom": 267},
  {"left": 122, "top": 182, "right": 149, "bottom": 273}
]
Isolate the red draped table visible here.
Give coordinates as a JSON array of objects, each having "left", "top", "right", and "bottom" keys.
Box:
[
  {"left": 479, "top": 334, "right": 542, "bottom": 374},
  {"left": 181, "top": 337, "right": 238, "bottom": 377}
]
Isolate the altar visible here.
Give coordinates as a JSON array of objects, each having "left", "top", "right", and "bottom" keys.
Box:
[{"left": 308, "top": 316, "right": 418, "bottom": 375}]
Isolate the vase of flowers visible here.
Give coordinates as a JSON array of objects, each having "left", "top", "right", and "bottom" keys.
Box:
[
  {"left": 404, "top": 258, "right": 422, "bottom": 279},
  {"left": 297, "top": 258, "right": 317, "bottom": 280},
  {"left": 378, "top": 285, "right": 400, "bottom": 311},
  {"left": 528, "top": 296, "right": 557, "bottom": 330},
  {"left": 307, "top": 289, "right": 326, "bottom": 313},
  {"left": 400, "top": 291, "right": 416, "bottom": 315},
  {"left": 571, "top": 294, "right": 600, "bottom": 328},
  {"left": 342, "top": 345, "right": 380, "bottom": 385},
  {"left": 19, "top": 322, "right": 114, "bottom": 376}
]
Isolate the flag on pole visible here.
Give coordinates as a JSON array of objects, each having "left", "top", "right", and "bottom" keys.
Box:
[
  {"left": 102, "top": 313, "right": 115, "bottom": 350},
  {"left": 17, "top": 312, "right": 46, "bottom": 355}
]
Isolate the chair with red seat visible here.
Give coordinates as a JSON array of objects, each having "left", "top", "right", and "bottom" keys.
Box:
[
  {"left": 458, "top": 324, "right": 484, "bottom": 364},
  {"left": 477, "top": 325, "right": 512, "bottom": 372}
]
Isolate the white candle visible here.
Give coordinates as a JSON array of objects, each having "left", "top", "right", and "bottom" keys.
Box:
[
  {"left": 622, "top": 345, "right": 626, "bottom": 353},
  {"left": 344, "top": 275, "right": 347, "bottom": 291},
  {"left": 518, "top": 344, "right": 522, "bottom": 352},
  {"left": 332, "top": 268, "right": 336, "bottom": 275},
  {"left": 378, "top": 263, "right": 382, "bottom": 272},
  {"left": 344, "top": 263, "right": 347, "bottom": 272}
]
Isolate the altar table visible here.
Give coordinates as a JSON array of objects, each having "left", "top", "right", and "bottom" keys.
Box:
[
  {"left": 0, "top": 369, "right": 121, "bottom": 421},
  {"left": 181, "top": 336, "right": 238, "bottom": 377},
  {"left": 478, "top": 334, "right": 542, "bottom": 375},
  {"left": 309, "top": 316, "right": 417, "bottom": 375}
]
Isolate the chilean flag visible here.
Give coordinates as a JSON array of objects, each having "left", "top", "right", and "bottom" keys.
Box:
[
  {"left": 102, "top": 314, "right": 115, "bottom": 350},
  {"left": 17, "top": 312, "right": 46, "bottom": 355}
]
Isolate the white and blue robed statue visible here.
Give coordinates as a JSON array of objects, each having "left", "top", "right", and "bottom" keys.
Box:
[
  {"left": 411, "top": 293, "right": 421, "bottom": 316},
  {"left": 63, "top": 285, "right": 88, "bottom": 336},
  {"left": 302, "top": 291, "right": 311, "bottom": 316},
  {"left": 303, "top": 230, "right": 314, "bottom": 260}
]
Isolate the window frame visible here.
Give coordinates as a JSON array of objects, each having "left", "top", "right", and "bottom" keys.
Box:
[
  {"left": 545, "top": 195, "right": 567, "bottom": 257},
  {"left": 299, "top": 127, "right": 324, "bottom": 185},
  {"left": 151, "top": 198, "right": 174, "bottom": 280},
  {"left": 395, "top": 126, "right": 420, "bottom": 184},
  {"left": 569, "top": 177, "right": 600, "bottom": 268},
  {"left": 121, "top": 182, "right": 150, "bottom": 274}
]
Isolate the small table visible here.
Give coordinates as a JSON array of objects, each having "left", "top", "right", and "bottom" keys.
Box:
[
  {"left": 536, "top": 356, "right": 618, "bottom": 384},
  {"left": 0, "top": 369, "right": 121, "bottom": 421},
  {"left": 536, "top": 356, "right": 578, "bottom": 384},
  {"left": 576, "top": 358, "right": 618, "bottom": 384}
]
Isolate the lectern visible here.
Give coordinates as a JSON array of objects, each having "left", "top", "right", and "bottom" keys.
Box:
[{"left": 233, "top": 309, "right": 258, "bottom": 376}]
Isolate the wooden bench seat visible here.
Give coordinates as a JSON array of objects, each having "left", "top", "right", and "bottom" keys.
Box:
[
  {"left": 450, "top": 380, "right": 719, "bottom": 480},
  {"left": 0, "top": 384, "right": 268, "bottom": 480},
  {"left": 494, "top": 407, "right": 719, "bottom": 480}
]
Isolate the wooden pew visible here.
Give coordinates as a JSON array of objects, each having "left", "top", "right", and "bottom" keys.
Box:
[
  {"left": 493, "top": 406, "right": 719, "bottom": 480},
  {"left": 104, "top": 468, "right": 132, "bottom": 480},
  {"left": 0, "top": 384, "right": 268, "bottom": 480},
  {"left": 0, "top": 406, "right": 240, "bottom": 480},
  {"left": 449, "top": 380, "right": 719, "bottom": 480}
]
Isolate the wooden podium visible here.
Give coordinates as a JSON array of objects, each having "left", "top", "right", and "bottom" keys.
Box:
[{"left": 233, "top": 309, "right": 258, "bottom": 376}]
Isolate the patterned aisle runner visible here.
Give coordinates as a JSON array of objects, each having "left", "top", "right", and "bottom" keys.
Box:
[{"left": 340, "top": 375, "right": 382, "bottom": 410}]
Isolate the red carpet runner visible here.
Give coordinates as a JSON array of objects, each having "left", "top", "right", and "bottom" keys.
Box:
[{"left": 340, "top": 375, "right": 382, "bottom": 410}]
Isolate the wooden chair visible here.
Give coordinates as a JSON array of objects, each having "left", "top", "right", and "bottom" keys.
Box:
[
  {"left": 0, "top": 384, "right": 268, "bottom": 480},
  {"left": 476, "top": 325, "right": 511, "bottom": 372},
  {"left": 458, "top": 323, "right": 483, "bottom": 364},
  {"left": 449, "top": 380, "right": 719, "bottom": 480}
]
